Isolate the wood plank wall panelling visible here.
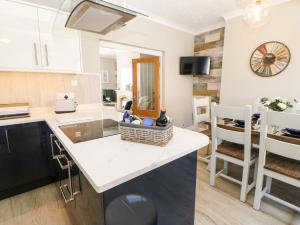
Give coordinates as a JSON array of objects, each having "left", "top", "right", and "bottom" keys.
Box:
[
  {"left": 194, "top": 27, "right": 225, "bottom": 103},
  {"left": 0, "top": 72, "right": 101, "bottom": 107}
]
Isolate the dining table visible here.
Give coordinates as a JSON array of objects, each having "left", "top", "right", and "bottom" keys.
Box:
[{"left": 204, "top": 119, "right": 300, "bottom": 146}]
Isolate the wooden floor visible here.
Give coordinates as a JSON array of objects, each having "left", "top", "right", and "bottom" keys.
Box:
[
  {"left": 195, "top": 160, "right": 298, "bottom": 225},
  {"left": 0, "top": 159, "right": 299, "bottom": 225}
]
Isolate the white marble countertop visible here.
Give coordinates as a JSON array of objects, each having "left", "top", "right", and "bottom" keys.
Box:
[{"left": 0, "top": 104, "right": 209, "bottom": 193}]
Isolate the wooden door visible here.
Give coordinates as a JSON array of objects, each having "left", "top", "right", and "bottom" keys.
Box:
[{"left": 132, "top": 57, "right": 160, "bottom": 118}]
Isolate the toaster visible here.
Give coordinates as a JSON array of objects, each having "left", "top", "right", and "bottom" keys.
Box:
[{"left": 55, "top": 95, "right": 77, "bottom": 114}]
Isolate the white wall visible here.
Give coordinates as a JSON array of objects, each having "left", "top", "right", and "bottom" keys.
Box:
[
  {"left": 81, "top": 32, "right": 101, "bottom": 75},
  {"left": 81, "top": 17, "right": 194, "bottom": 127},
  {"left": 116, "top": 51, "right": 140, "bottom": 92},
  {"left": 220, "top": 0, "right": 300, "bottom": 106},
  {"left": 100, "top": 57, "right": 117, "bottom": 90}
]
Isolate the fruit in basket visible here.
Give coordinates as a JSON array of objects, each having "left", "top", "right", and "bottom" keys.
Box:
[
  {"left": 131, "top": 115, "right": 142, "bottom": 124},
  {"left": 132, "top": 120, "right": 141, "bottom": 125},
  {"left": 132, "top": 115, "right": 141, "bottom": 121}
]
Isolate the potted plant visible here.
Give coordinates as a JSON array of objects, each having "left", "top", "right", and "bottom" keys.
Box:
[{"left": 260, "top": 97, "right": 298, "bottom": 112}]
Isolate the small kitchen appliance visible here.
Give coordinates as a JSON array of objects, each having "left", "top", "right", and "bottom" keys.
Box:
[
  {"left": 55, "top": 95, "right": 77, "bottom": 114},
  {"left": 0, "top": 103, "right": 30, "bottom": 119}
]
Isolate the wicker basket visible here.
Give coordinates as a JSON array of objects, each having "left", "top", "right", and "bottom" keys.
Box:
[{"left": 119, "top": 121, "right": 173, "bottom": 146}]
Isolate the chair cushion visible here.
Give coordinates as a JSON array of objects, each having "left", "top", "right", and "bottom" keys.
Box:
[
  {"left": 200, "top": 128, "right": 211, "bottom": 138},
  {"left": 105, "top": 194, "right": 157, "bottom": 225},
  {"left": 265, "top": 154, "right": 300, "bottom": 180},
  {"left": 216, "top": 141, "right": 258, "bottom": 161}
]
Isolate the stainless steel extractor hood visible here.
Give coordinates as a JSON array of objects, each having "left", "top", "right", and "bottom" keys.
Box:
[{"left": 66, "top": 0, "right": 144, "bottom": 35}]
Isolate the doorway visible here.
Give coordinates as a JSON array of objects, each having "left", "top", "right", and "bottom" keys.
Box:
[
  {"left": 99, "top": 41, "right": 163, "bottom": 118},
  {"left": 132, "top": 56, "right": 160, "bottom": 118}
]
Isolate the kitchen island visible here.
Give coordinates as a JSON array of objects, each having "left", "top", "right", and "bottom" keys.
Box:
[{"left": 0, "top": 105, "right": 209, "bottom": 225}]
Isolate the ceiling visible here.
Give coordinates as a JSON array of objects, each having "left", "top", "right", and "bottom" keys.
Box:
[
  {"left": 107, "top": 0, "right": 239, "bottom": 34},
  {"left": 21, "top": 0, "right": 291, "bottom": 34},
  {"left": 21, "top": 0, "right": 63, "bottom": 9}
]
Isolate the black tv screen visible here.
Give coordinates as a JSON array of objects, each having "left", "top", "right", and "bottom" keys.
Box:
[
  {"left": 103, "top": 89, "right": 116, "bottom": 102},
  {"left": 180, "top": 56, "right": 211, "bottom": 75}
]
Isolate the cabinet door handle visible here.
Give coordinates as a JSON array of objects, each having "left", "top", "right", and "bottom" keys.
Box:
[
  {"left": 44, "top": 44, "right": 49, "bottom": 66},
  {"left": 33, "top": 42, "right": 39, "bottom": 66},
  {"left": 5, "top": 130, "right": 11, "bottom": 154},
  {"left": 50, "top": 134, "right": 57, "bottom": 159}
]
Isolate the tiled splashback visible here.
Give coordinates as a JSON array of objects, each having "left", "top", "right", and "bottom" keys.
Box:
[
  {"left": 0, "top": 71, "right": 101, "bottom": 107},
  {"left": 194, "top": 27, "right": 225, "bottom": 103}
]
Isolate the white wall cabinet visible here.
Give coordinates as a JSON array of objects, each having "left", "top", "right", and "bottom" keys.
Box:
[
  {"left": 0, "top": 0, "right": 82, "bottom": 73},
  {"left": 37, "top": 8, "right": 82, "bottom": 73},
  {"left": 0, "top": 0, "right": 41, "bottom": 70}
]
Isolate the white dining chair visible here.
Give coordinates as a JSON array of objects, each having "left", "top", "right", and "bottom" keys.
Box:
[
  {"left": 187, "top": 96, "right": 211, "bottom": 163},
  {"left": 192, "top": 96, "right": 210, "bottom": 126},
  {"left": 295, "top": 102, "right": 300, "bottom": 114},
  {"left": 253, "top": 109, "right": 300, "bottom": 212},
  {"left": 210, "top": 103, "right": 259, "bottom": 202}
]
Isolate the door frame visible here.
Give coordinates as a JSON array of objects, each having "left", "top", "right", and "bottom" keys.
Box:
[
  {"left": 99, "top": 40, "right": 164, "bottom": 109},
  {"left": 132, "top": 57, "right": 160, "bottom": 118}
]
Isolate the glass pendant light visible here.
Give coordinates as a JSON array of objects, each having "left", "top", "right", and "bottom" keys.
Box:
[{"left": 243, "top": 0, "right": 270, "bottom": 28}]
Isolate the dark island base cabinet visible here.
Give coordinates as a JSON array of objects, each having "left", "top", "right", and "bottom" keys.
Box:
[
  {"left": 0, "top": 122, "right": 57, "bottom": 200},
  {"left": 67, "top": 152, "right": 198, "bottom": 225},
  {"left": 103, "top": 152, "right": 198, "bottom": 225}
]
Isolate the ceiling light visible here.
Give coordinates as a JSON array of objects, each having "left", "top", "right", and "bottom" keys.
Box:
[
  {"left": 243, "top": 0, "right": 270, "bottom": 28},
  {"left": 0, "top": 38, "right": 11, "bottom": 44}
]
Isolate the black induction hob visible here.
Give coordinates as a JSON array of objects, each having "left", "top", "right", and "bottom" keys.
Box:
[{"left": 59, "top": 119, "right": 119, "bottom": 143}]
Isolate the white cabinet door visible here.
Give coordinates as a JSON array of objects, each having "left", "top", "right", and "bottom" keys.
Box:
[
  {"left": 0, "top": 0, "right": 41, "bottom": 70},
  {"left": 38, "top": 8, "right": 82, "bottom": 73}
]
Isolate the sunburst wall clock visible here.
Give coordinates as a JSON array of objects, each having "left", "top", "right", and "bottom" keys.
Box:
[{"left": 250, "top": 41, "right": 291, "bottom": 77}]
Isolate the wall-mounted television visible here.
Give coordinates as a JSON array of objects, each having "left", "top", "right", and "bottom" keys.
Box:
[
  {"left": 180, "top": 56, "right": 211, "bottom": 75},
  {"left": 103, "top": 89, "right": 117, "bottom": 102}
]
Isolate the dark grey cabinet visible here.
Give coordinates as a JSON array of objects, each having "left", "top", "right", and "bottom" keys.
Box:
[
  {"left": 0, "top": 122, "right": 54, "bottom": 200},
  {"left": 103, "top": 152, "right": 198, "bottom": 225}
]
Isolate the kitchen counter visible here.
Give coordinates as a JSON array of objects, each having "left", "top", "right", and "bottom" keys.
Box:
[
  {"left": 0, "top": 104, "right": 118, "bottom": 126},
  {"left": 0, "top": 104, "right": 209, "bottom": 193}
]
